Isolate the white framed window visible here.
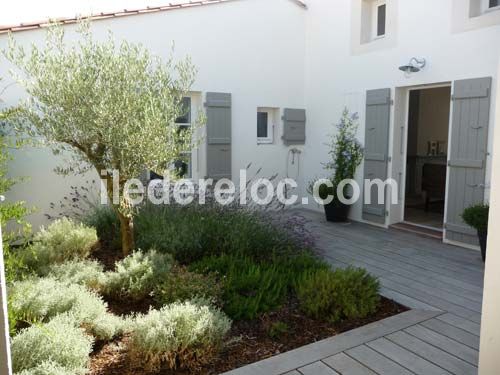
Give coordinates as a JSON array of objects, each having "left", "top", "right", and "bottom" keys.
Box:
[
  {"left": 257, "top": 108, "right": 276, "bottom": 144},
  {"left": 484, "top": 0, "right": 500, "bottom": 12},
  {"left": 372, "top": 0, "right": 386, "bottom": 39},
  {"left": 175, "top": 97, "right": 192, "bottom": 178}
]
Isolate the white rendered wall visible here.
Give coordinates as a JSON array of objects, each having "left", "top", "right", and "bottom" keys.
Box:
[
  {"left": 303, "top": 0, "right": 500, "bottom": 224},
  {"left": 0, "top": 0, "right": 307, "bottom": 229}
]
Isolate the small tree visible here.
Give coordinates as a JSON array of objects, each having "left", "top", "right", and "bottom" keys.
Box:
[{"left": 5, "top": 24, "right": 200, "bottom": 256}]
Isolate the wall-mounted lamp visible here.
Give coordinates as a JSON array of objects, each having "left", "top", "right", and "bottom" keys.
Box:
[{"left": 399, "top": 57, "right": 426, "bottom": 77}]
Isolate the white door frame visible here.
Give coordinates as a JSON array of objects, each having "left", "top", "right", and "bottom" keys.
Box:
[{"left": 389, "top": 82, "right": 452, "bottom": 229}]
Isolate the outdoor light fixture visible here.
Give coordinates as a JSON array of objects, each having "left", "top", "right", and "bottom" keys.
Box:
[{"left": 399, "top": 57, "right": 426, "bottom": 77}]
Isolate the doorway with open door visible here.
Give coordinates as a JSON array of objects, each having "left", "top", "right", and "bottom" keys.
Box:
[{"left": 404, "top": 86, "right": 451, "bottom": 232}]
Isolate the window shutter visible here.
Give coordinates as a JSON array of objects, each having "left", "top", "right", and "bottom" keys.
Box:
[
  {"left": 283, "top": 108, "right": 306, "bottom": 145},
  {"left": 445, "top": 77, "right": 492, "bottom": 246},
  {"left": 206, "top": 92, "right": 231, "bottom": 180},
  {"left": 362, "top": 88, "right": 391, "bottom": 225}
]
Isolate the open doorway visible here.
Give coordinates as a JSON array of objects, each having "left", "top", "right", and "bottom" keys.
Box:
[{"left": 404, "top": 86, "right": 451, "bottom": 231}]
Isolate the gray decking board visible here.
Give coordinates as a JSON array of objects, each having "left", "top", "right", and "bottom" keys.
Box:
[
  {"left": 323, "top": 353, "right": 377, "bottom": 375},
  {"left": 298, "top": 361, "right": 339, "bottom": 375},
  {"left": 386, "top": 331, "right": 477, "bottom": 375},
  {"left": 404, "top": 325, "right": 479, "bottom": 366},
  {"left": 366, "top": 337, "right": 453, "bottom": 375},
  {"left": 420, "top": 319, "right": 481, "bottom": 350},
  {"left": 345, "top": 345, "right": 414, "bottom": 375},
  {"left": 435, "top": 313, "right": 481, "bottom": 336},
  {"left": 222, "top": 210, "right": 484, "bottom": 375},
  {"left": 313, "top": 224, "right": 484, "bottom": 281}
]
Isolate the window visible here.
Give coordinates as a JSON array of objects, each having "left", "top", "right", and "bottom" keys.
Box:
[
  {"left": 376, "top": 4, "right": 386, "bottom": 36},
  {"left": 257, "top": 108, "right": 276, "bottom": 144},
  {"left": 175, "top": 97, "right": 192, "bottom": 178}
]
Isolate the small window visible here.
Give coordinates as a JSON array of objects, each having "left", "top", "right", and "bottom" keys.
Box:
[
  {"left": 175, "top": 97, "right": 192, "bottom": 178},
  {"left": 490, "top": 0, "right": 500, "bottom": 8},
  {"left": 175, "top": 97, "right": 191, "bottom": 125},
  {"left": 377, "top": 4, "right": 386, "bottom": 36},
  {"left": 257, "top": 108, "right": 276, "bottom": 144}
]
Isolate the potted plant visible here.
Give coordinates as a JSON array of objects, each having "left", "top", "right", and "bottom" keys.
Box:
[
  {"left": 462, "top": 204, "right": 489, "bottom": 262},
  {"left": 309, "top": 109, "right": 363, "bottom": 222}
]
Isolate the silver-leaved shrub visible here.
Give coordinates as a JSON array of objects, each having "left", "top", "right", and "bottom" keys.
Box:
[
  {"left": 46, "top": 259, "right": 106, "bottom": 291},
  {"left": 24, "top": 218, "right": 97, "bottom": 274},
  {"left": 125, "top": 300, "right": 231, "bottom": 370},
  {"left": 15, "top": 360, "right": 77, "bottom": 375},
  {"left": 9, "top": 277, "right": 121, "bottom": 340},
  {"left": 11, "top": 314, "right": 93, "bottom": 374},
  {"left": 103, "top": 249, "right": 174, "bottom": 300}
]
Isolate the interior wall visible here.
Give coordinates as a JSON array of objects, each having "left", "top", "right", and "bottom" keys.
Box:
[{"left": 415, "top": 87, "right": 451, "bottom": 155}]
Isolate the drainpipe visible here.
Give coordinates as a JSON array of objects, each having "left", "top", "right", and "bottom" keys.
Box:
[
  {"left": 0, "top": 224, "right": 12, "bottom": 375},
  {"left": 478, "top": 61, "right": 500, "bottom": 373}
]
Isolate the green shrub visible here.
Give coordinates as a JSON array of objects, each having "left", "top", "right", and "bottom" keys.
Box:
[
  {"left": 153, "top": 266, "right": 222, "bottom": 306},
  {"left": 23, "top": 218, "right": 97, "bottom": 274},
  {"left": 295, "top": 267, "right": 380, "bottom": 323},
  {"left": 103, "top": 249, "right": 174, "bottom": 300},
  {"left": 191, "top": 254, "right": 288, "bottom": 320},
  {"left": 462, "top": 204, "right": 489, "bottom": 233},
  {"left": 9, "top": 277, "right": 120, "bottom": 340},
  {"left": 125, "top": 300, "right": 231, "bottom": 371},
  {"left": 268, "top": 321, "right": 289, "bottom": 339},
  {"left": 132, "top": 204, "right": 305, "bottom": 264},
  {"left": 11, "top": 314, "right": 93, "bottom": 374},
  {"left": 83, "top": 204, "right": 121, "bottom": 250},
  {"left": 46, "top": 259, "right": 105, "bottom": 290}
]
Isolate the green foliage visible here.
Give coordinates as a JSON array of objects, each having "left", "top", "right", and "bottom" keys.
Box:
[
  {"left": 153, "top": 266, "right": 223, "bottom": 307},
  {"left": 125, "top": 300, "right": 231, "bottom": 371},
  {"left": 295, "top": 267, "right": 380, "bottom": 323},
  {"left": 191, "top": 254, "right": 289, "bottom": 320},
  {"left": 11, "top": 314, "right": 93, "bottom": 374},
  {"left": 5, "top": 23, "right": 203, "bottom": 255},
  {"left": 462, "top": 204, "right": 489, "bottom": 233},
  {"left": 82, "top": 204, "right": 121, "bottom": 249},
  {"left": 23, "top": 218, "right": 97, "bottom": 274},
  {"left": 103, "top": 249, "right": 174, "bottom": 300},
  {"left": 132, "top": 203, "right": 306, "bottom": 264},
  {"left": 308, "top": 109, "right": 363, "bottom": 200},
  {"left": 9, "top": 277, "right": 120, "bottom": 340},
  {"left": 45, "top": 259, "right": 106, "bottom": 291},
  {"left": 268, "top": 321, "right": 289, "bottom": 339}
]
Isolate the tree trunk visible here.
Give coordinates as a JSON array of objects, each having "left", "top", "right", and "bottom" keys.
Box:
[{"left": 118, "top": 212, "right": 135, "bottom": 257}]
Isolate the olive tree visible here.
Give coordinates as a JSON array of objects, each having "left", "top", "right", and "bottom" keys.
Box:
[{"left": 5, "top": 24, "right": 200, "bottom": 256}]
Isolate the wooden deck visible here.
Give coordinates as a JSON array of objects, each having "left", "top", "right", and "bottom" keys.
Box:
[{"left": 223, "top": 209, "right": 484, "bottom": 375}]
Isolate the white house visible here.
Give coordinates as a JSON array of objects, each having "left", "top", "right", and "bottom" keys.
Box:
[{"left": 1, "top": 0, "right": 500, "bottom": 249}]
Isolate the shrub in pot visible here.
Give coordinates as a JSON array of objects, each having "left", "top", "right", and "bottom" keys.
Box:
[
  {"left": 462, "top": 204, "right": 489, "bottom": 262},
  {"left": 309, "top": 109, "right": 363, "bottom": 222}
]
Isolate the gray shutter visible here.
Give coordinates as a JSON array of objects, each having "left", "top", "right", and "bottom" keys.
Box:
[
  {"left": 206, "top": 92, "right": 231, "bottom": 180},
  {"left": 445, "top": 77, "right": 491, "bottom": 246},
  {"left": 283, "top": 108, "right": 306, "bottom": 145},
  {"left": 362, "top": 88, "right": 391, "bottom": 224}
]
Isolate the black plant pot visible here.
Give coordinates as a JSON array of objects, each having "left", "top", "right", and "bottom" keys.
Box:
[
  {"left": 478, "top": 230, "right": 487, "bottom": 263},
  {"left": 324, "top": 200, "right": 350, "bottom": 223}
]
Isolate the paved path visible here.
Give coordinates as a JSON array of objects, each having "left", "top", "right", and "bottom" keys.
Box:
[{"left": 223, "top": 209, "right": 484, "bottom": 375}]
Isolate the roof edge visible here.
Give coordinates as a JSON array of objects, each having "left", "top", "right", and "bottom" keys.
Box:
[{"left": 0, "top": 0, "right": 307, "bottom": 35}]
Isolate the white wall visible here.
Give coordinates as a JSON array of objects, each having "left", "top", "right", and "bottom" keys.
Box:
[
  {"left": 303, "top": 0, "right": 500, "bottom": 223},
  {"left": 0, "top": 0, "right": 307, "bottom": 229},
  {"left": 478, "top": 49, "right": 500, "bottom": 375}
]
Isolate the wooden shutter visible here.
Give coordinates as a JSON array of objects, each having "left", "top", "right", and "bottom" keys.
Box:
[
  {"left": 362, "top": 88, "right": 391, "bottom": 224},
  {"left": 283, "top": 108, "right": 306, "bottom": 145},
  {"left": 445, "top": 77, "right": 492, "bottom": 246},
  {"left": 206, "top": 92, "right": 231, "bottom": 180}
]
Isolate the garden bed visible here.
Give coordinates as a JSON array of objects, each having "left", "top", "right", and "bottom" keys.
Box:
[
  {"left": 7, "top": 204, "right": 409, "bottom": 375},
  {"left": 90, "top": 296, "right": 407, "bottom": 375}
]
